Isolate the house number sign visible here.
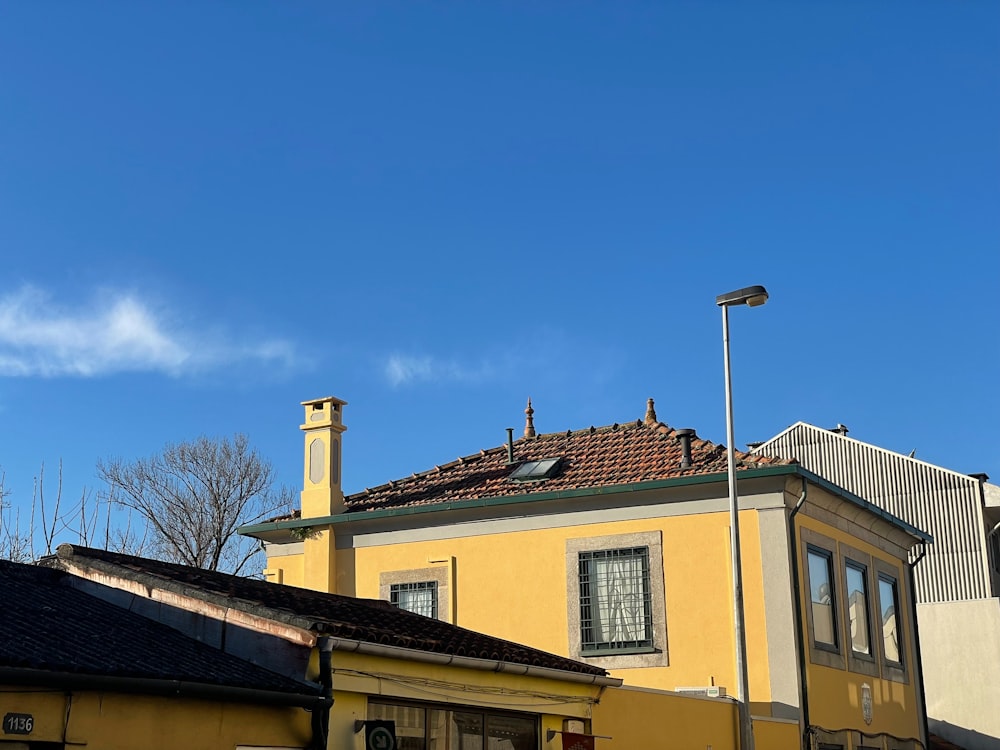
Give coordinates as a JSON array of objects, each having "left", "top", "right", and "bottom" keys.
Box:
[{"left": 3, "top": 712, "right": 33, "bottom": 735}]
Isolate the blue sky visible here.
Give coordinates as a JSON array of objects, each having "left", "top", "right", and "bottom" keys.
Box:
[{"left": 0, "top": 3, "right": 997, "bottom": 541}]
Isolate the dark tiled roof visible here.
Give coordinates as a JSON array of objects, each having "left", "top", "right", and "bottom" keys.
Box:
[
  {"left": 0, "top": 558, "right": 319, "bottom": 696},
  {"left": 54, "top": 545, "right": 608, "bottom": 678},
  {"left": 345, "top": 419, "right": 792, "bottom": 513}
]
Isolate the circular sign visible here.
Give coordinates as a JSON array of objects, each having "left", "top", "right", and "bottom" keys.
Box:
[{"left": 367, "top": 726, "right": 396, "bottom": 750}]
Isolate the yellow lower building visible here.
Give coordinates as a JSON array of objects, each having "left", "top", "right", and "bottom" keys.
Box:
[{"left": 0, "top": 558, "right": 321, "bottom": 750}]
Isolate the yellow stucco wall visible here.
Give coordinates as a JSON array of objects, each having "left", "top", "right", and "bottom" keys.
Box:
[
  {"left": 343, "top": 510, "right": 772, "bottom": 701},
  {"left": 0, "top": 686, "right": 312, "bottom": 750},
  {"left": 754, "top": 718, "right": 802, "bottom": 750},
  {"left": 594, "top": 685, "right": 738, "bottom": 750},
  {"left": 795, "top": 510, "right": 922, "bottom": 744}
]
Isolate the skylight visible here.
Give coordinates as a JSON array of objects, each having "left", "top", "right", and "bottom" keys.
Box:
[{"left": 509, "top": 457, "right": 562, "bottom": 483}]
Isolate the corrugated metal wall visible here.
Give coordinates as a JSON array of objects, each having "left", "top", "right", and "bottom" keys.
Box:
[{"left": 758, "top": 424, "right": 992, "bottom": 603}]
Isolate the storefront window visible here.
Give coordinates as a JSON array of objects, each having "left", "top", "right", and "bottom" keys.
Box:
[{"left": 368, "top": 701, "right": 538, "bottom": 750}]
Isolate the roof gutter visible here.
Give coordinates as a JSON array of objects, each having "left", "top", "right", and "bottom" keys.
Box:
[
  {"left": 0, "top": 667, "right": 331, "bottom": 710},
  {"left": 241, "top": 464, "right": 931, "bottom": 545},
  {"left": 321, "top": 636, "right": 622, "bottom": 688}
]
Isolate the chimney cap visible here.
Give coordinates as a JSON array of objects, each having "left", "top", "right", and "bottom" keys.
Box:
[
  {"left": 969, "top": 472, "right": 990, "bottom": 482},
  {"left": 675, "top": 428, "right": 697, "bottom": 439},
  {"left": 830, "top": 423, "right": 849, "bottom": 436},
  {"left": 301, "top": 395, "right": 348, "bottom": 407}
]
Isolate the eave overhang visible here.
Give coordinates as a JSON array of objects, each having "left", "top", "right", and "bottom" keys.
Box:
[{"left": 240, "top": 464, "right": 932, "bottom": 546}]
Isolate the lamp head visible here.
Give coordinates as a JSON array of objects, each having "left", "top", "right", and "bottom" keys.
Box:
[{"left": 716, "top": 285, "right": 769, "bottom": 308}]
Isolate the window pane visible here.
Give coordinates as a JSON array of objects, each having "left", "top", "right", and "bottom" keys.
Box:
[
  {"left": 487, "top": 714, "right": 537, "bottom": 750},
  {"left": 879, "top": 576, "right": 901, "bottom": 664},
  {"left": 450, "top": 711, "right": 483, "bottom": 750},
  {"left": 579, "top": 547, "right": 652, "bottom": 651},
  {"left": 391, "top": 581, "right": 438, "bottom": 618},
  {"left": 845, "top": 563, "right": 871, "bottom": 655},
  {"left": 428, "top": 710, "right": 448, "bottom": 750},
  {"left": 808, "top": 549, "right": 837, "bottom": 648},
  {"left": 369, "top": 703, "right": 426, "bottom": 750}
]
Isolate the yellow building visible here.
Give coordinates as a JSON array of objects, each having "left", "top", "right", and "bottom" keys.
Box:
[
  {"left": 243, "top": 396, "right": 933, "bottom": 750},
  {"left": 0, "top": 558, "right": 321, "bottom": 750}
]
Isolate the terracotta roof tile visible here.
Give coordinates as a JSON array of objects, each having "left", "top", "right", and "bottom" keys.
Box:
[{"left": 344, "top": 419, "right": 792, "bottom": 513}]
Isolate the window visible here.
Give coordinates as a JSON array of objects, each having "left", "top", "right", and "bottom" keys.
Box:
[
  {"left": 808, "top": 547, "right": 838, "bottom": 650},
  {"left": 565, "top": 531, "right": 668, "bottom": 668},
  {"left": 878, "top": 574, "right": 902, "bottom": 665},
  {"left": 799, "top": 528, "right": 844, "bottom": 670},
  {"left": 508, "top": 457, "right": 562, "bottom": 482},
  {"left": 840, "top": 544, "right": 879, "bottom": 677},
  {"left": 368, "top": 700, "right": 537, "bottom": 750},
  {"left": 380, "top": 566, "right": 450, "bottom": 622},
  {"left": 391, "top": 581, "right": 438, "bottom": 619},
  {"left": 845, "top": 561, "right": 871, "bottom": 656},
  {"left": 578, "top": 547, "right": 653, "bottom": 653}
]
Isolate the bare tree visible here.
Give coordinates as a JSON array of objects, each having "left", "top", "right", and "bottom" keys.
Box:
[
  {"left": 97, "top": 434, "right": 293, "bottom": 575},
  {"left": 0, "top": 469, "right": 32, "bottom": 562}
]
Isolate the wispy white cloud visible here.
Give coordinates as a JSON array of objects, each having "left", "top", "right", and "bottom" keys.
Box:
[
  {"left": 0, "top": 285, "right": 296, "bottom": 378},
  {"left": 384, "top": 353, "right": 498, "bottom": 387}
]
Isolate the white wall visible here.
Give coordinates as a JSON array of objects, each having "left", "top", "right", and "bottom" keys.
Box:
[{"left": 918, "top": 598, "right": 1000, "bottom": 750}]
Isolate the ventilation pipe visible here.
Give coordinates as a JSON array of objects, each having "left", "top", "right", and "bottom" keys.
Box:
[
  {"left": 675, "top": 429, "right": 696, "bottom": 469},
  {"left": 506, "top": 428, "right": 515, "bottom": 464}
]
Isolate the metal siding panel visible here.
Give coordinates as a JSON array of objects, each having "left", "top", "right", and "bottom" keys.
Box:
[{"left": 759, "top": 424, "right": 989, "bottom": 603}]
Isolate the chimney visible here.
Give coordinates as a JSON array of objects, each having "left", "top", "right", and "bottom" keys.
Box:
[
  {"left": 831, "top": 424, "right": 849, "bottom": 436},
  {"left": 300, "top": 396, "right": 348, "bottom": 518},
  {"left": 675, "top": 429, "right": 697, "bottom": 469},
  {"left": 969, "top": 472, "right": 990, "bottom": 483},
  {"left": 506, "top": 428, "right": 515, "bottom": 464},
  {"left": 524, "top": 398, "right": 536, "bottom": 438}
]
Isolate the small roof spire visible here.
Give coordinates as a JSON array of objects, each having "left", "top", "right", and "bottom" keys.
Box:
[
  {"left": 524, "top": 398, "right": 536, "bottom": 438},
  {"left": 644, "top": 397, "right": 658, "bottom": 426}
]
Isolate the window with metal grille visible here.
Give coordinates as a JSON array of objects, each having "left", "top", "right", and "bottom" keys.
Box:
[
  {"left": 390, "top": 581, "right": 438, "bottom": 619},
  {"left": 578, "top": 546, "right": 653, "bottom": 653}
]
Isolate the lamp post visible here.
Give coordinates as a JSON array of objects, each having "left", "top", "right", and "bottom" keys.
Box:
[{"left": 716, "top": 284, "right": 769, "bottom": 750}]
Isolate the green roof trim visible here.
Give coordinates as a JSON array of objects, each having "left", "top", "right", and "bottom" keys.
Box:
[{"left": 239, "top": 464, "right": 932, "bottom": 544}]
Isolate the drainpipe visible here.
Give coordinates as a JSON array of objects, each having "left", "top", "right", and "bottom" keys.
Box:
[
  {"left": 788, "top": 478, "right": 810, "bottom": 750},
  {"left": 309, "top": 637, "right": 335, "bottom": 750},
  {"left": 906, "top": 545, "right": 930, "bottom": 750}
]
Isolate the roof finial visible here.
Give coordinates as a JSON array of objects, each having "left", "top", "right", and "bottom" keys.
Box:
[
  {"left": 524, "top": 398, "right": 536, "bottom": 438},
  {"left": 644, "top": 397, "right": 658, "bottom": 426}
]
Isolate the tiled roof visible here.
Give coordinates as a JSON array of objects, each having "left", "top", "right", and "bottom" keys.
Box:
[
  {"left": 0, "top": 558, "right": 320, "bottom": 697},
  {"left": 53, "top": 545, "right": 609, "bottom": 678},
  {"left": 345, "top": 418, "right": 792, "bottom": 513}
]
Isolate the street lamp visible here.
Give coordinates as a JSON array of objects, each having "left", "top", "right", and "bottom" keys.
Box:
[{"left": 716, "top": 284, "right": 769, "bottom": 750}]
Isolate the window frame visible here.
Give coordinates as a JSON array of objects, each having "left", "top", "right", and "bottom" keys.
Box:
[
  {"left": 565, "top": 531, "right": 668, "bottom": 669},
  {"left": 390, "top": 580, "right": 439, "bottom": 619},
  {"left": 578, "top": 546, "right": 654, "bottom": 654},
  {"left": 367, "top": 697, "right": 539, "bottom": 750},
  {"left": 380, "top": 566, "right": 449, "bottom": 622},
  {"left": 873, "top": 559, "right": 909, "bottom": 684},
  {"left": 800, "top": 528, "right": 845, "bottom": 670},
  {"left": 839, "top": 543, "right": 880, "bottom": 678}
]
